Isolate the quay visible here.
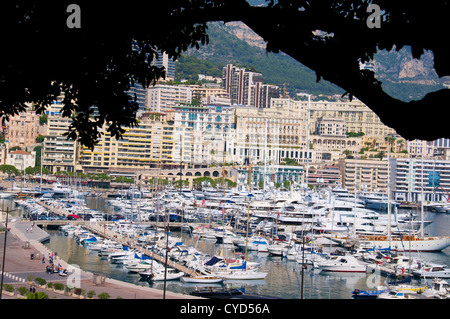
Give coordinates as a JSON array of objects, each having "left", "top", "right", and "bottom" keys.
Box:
[
  {"left": 1, "top": 220, "right": 203, "bottom": 299},
  {"left": 17, "top": 198, "right": 210, "bottom": 278}
]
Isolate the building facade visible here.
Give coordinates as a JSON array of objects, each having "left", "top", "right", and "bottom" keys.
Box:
[
  {"left": 42, "top": 101, "right": 77, "bottom": 173},
  {"left": 5, "top": 108, "right": 40, "bottom": 149},
  {"left": 338, "top": 158, "right": 389, "bottom": 193},
  {"left": 77, "top": 115, "right": 192, "bottom": 173},
  {"left": 146, "top": 84, "right": 192, "bottom": 113},
  {"left": 222, "top": 64, "right": 280, "bottom": 108},
  {"left": 391, "top": 158, "right": 450, "bottom": 202},
  {"left": 6, "top": 150, "right": 36, "bottom": 171},
  {"left": 234, "top": 105, "right": 309, "bottom": 165}
]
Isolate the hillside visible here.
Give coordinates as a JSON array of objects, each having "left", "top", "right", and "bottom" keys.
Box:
[
  {"left": 176, "top": 21, "right": 447, "bottom": 101},
  {"left": 178, "top": 22, "right": 344, "bottom": 97}
]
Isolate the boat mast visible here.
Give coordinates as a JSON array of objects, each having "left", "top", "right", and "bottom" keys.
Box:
[
  {"left": 387, "top": 141, "right": 391, "bottom": 246},
  {"left": 305, "top": 94, "right": 311, "bottom": 187},
  {"left": 245, "top": 202, "right": 251, "bottom": 260},
  {"left": 420, "top": 153, "right": 424, "bottom": 238}
]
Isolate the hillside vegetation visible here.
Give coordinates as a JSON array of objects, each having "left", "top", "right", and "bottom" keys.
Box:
[{"left": 176, "top": 22, "right": 447, "bottom": 101}]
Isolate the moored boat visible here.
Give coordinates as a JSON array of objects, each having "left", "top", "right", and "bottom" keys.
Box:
[
  {"left": 316, "top": 255, "right": 367, "bottom": 273},
  {"left": 181, "top": 275, "right": 223, "bottom": 284},
  {"left": 352, "top": 234, "right": 450, "bottom": 252}
]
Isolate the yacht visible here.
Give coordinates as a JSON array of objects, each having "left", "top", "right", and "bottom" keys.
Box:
[{"left": 316, "top": 255, "right": 367, "bottom": 273}]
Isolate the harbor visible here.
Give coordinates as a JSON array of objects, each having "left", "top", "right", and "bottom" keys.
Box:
[{"left": 2, "top": 181, "right": 450, "bottom": 300}]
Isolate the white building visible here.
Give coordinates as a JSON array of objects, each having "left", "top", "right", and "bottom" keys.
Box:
[
  {"left": 315, "top": 117, "right": 347, "bottom": 137},
  {"left": 146, "top": 84, "right": 192, "bottom": 113},
  {"left": 173, "top": 104, "right": 235, "bottom": 165},
  {"left": 7, "top": 150, "right": 36, "bottom": 170},
  {"left": 391, "top": 158, "right": 450, "bottom": 203}
]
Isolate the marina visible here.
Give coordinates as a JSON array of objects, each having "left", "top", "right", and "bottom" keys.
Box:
[{"left": 3, "top": 181, "right": 450, "bottom": 299}]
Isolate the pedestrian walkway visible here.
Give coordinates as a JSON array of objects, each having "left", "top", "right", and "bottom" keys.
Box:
[{"left": 1, "top": 220, "right": 201, "bottom": 299}]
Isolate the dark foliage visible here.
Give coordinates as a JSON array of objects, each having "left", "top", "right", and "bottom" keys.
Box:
[{"left": 0, "top": 1, "right": 448, "bottom": 148}]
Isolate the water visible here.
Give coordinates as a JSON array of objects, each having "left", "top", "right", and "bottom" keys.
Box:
[{"left": 7, "top": 198, "right": 450, "bottom": 299}]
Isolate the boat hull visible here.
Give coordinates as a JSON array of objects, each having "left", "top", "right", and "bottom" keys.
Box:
[
  {"left": 214, "top": 271, "right": 268, "bottom": 280},
  {"left": 359, "top": 236, "right": 450, "bottom": 252},
  {"left": 181, "top": 276, "right": 224, "bottom": 284}
]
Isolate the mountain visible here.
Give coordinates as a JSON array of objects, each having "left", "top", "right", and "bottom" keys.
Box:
[
  {"left": 178, "top": 22, "right": 344, "bottom": 97},
  {"left": 177, "top": 21, "right": 448, "bottom": 101}
]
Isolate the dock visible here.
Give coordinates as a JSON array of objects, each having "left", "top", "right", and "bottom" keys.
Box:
[
  {"left": 25, "top": 200, "right": 208, "bottom": 277},
  {"left": 83, "top": 223, "right": 203, "bottom": 277}
]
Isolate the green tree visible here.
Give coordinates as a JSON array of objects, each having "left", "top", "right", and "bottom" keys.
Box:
[
  {"left": 343, "top": 149, "right": 353, "bottom": 159},
  {"left": 39, "top": 114, "right": 48, "bottom": 125},
  {"left": 9, "top": 146, "right": 22, "bottom": 152},
  {"left": 35, "top": 135, "right": 45, "bottom": 143},
  {"left": 0, "top": 164, "right": 19, "bottom": 179}
]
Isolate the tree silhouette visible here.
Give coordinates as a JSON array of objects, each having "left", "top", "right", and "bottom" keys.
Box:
[{"left": 0, "top": 1, "right": 448, "bottom": 148}]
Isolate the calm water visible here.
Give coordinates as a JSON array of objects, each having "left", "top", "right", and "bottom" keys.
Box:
[{"left": 7, "top": 198, "right": 450, "bottom": 299}]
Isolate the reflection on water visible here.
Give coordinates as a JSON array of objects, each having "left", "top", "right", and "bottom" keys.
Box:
[{"left": 7, "top": 196, "right": 450, "bottom": 299}]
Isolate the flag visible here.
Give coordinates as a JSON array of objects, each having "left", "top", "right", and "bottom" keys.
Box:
[{"left": 202, "top": 199, "right": 205, "bottom": 207}]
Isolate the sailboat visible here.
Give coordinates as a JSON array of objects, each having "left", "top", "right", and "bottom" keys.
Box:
[
  {"left": 210, "top": 202, "right": 268, "bottom": 280},
  {"left": 354, "top": 150, "right": 450, "bottom": 252},
  {"left": 211, "top": 261, "right": 268, "bottom": 280}
]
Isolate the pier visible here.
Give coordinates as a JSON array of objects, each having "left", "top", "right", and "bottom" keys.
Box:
[
  {"left": 26, "top": 200, "right": 213, "bottom": 277},
  {"left": 83, "top": 223, "right": 203, "bottom": 277}
]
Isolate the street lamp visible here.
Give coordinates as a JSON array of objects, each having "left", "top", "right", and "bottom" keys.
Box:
[{"left": 0, "top": 207, "right": 10, "bottom": 299}]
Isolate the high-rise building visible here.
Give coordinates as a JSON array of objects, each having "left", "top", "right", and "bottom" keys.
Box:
[
  {"left": 222, "top": 64, "right": 280, "bottom": 108},
  {"left": 153, "top": 51, "right": 175, "bottom": 80},
  {"left": 127, "top": 82, "right": 147, "bottom": 115},
  {"left": 42, "top": 100, "right": 77, "bottom": 173},
  {"left": 391, "top": 158, "right": 450, "bottom": 202},
  {"left": 4, "top": 107, "right": 40, "bottom": 149}
]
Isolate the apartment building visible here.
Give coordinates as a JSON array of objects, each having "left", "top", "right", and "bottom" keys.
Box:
[
  {"left": 146, "top": 84, "right": 192, "bottom": 113},
  {"left": 407, "top": 138, "right": 450, "bottom": 160},
  {"left": 77, "top": 115, "right": 192, "bottom": 172},
  {"left": 189, "top": 84, "right": 230, "bottom": 105},
  {"left": 42, "top": 101, "right": 77, "bottom": 173},
  {"left": 127, "top": 82, "right": 148, "bottom": 115},
  {"left": 338, "top": 158, "right": 389, "bottom": 193},
  {"left": 153, "top": 51, "right": 176, "bottom": 80},
  {"left": 222, "top": 64, "right": 280, "bottom": 108},
  {"left": 305, "top": 99, "right": 396, "bottom": 139},
  {"left": 390, "top": 158, "right": 450, "bottom": 202},
  {"left": 315, "top": 117, "right": 347, "bottom": 137},
  {"left": 5, "top": 108, "right": 40, "bottom": 149},
  {"left": 307, "top": 165, "right": 342, "bottom": 187},
  {"left": 173, "top": 104, "right": 235, "bottom": 165}
]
